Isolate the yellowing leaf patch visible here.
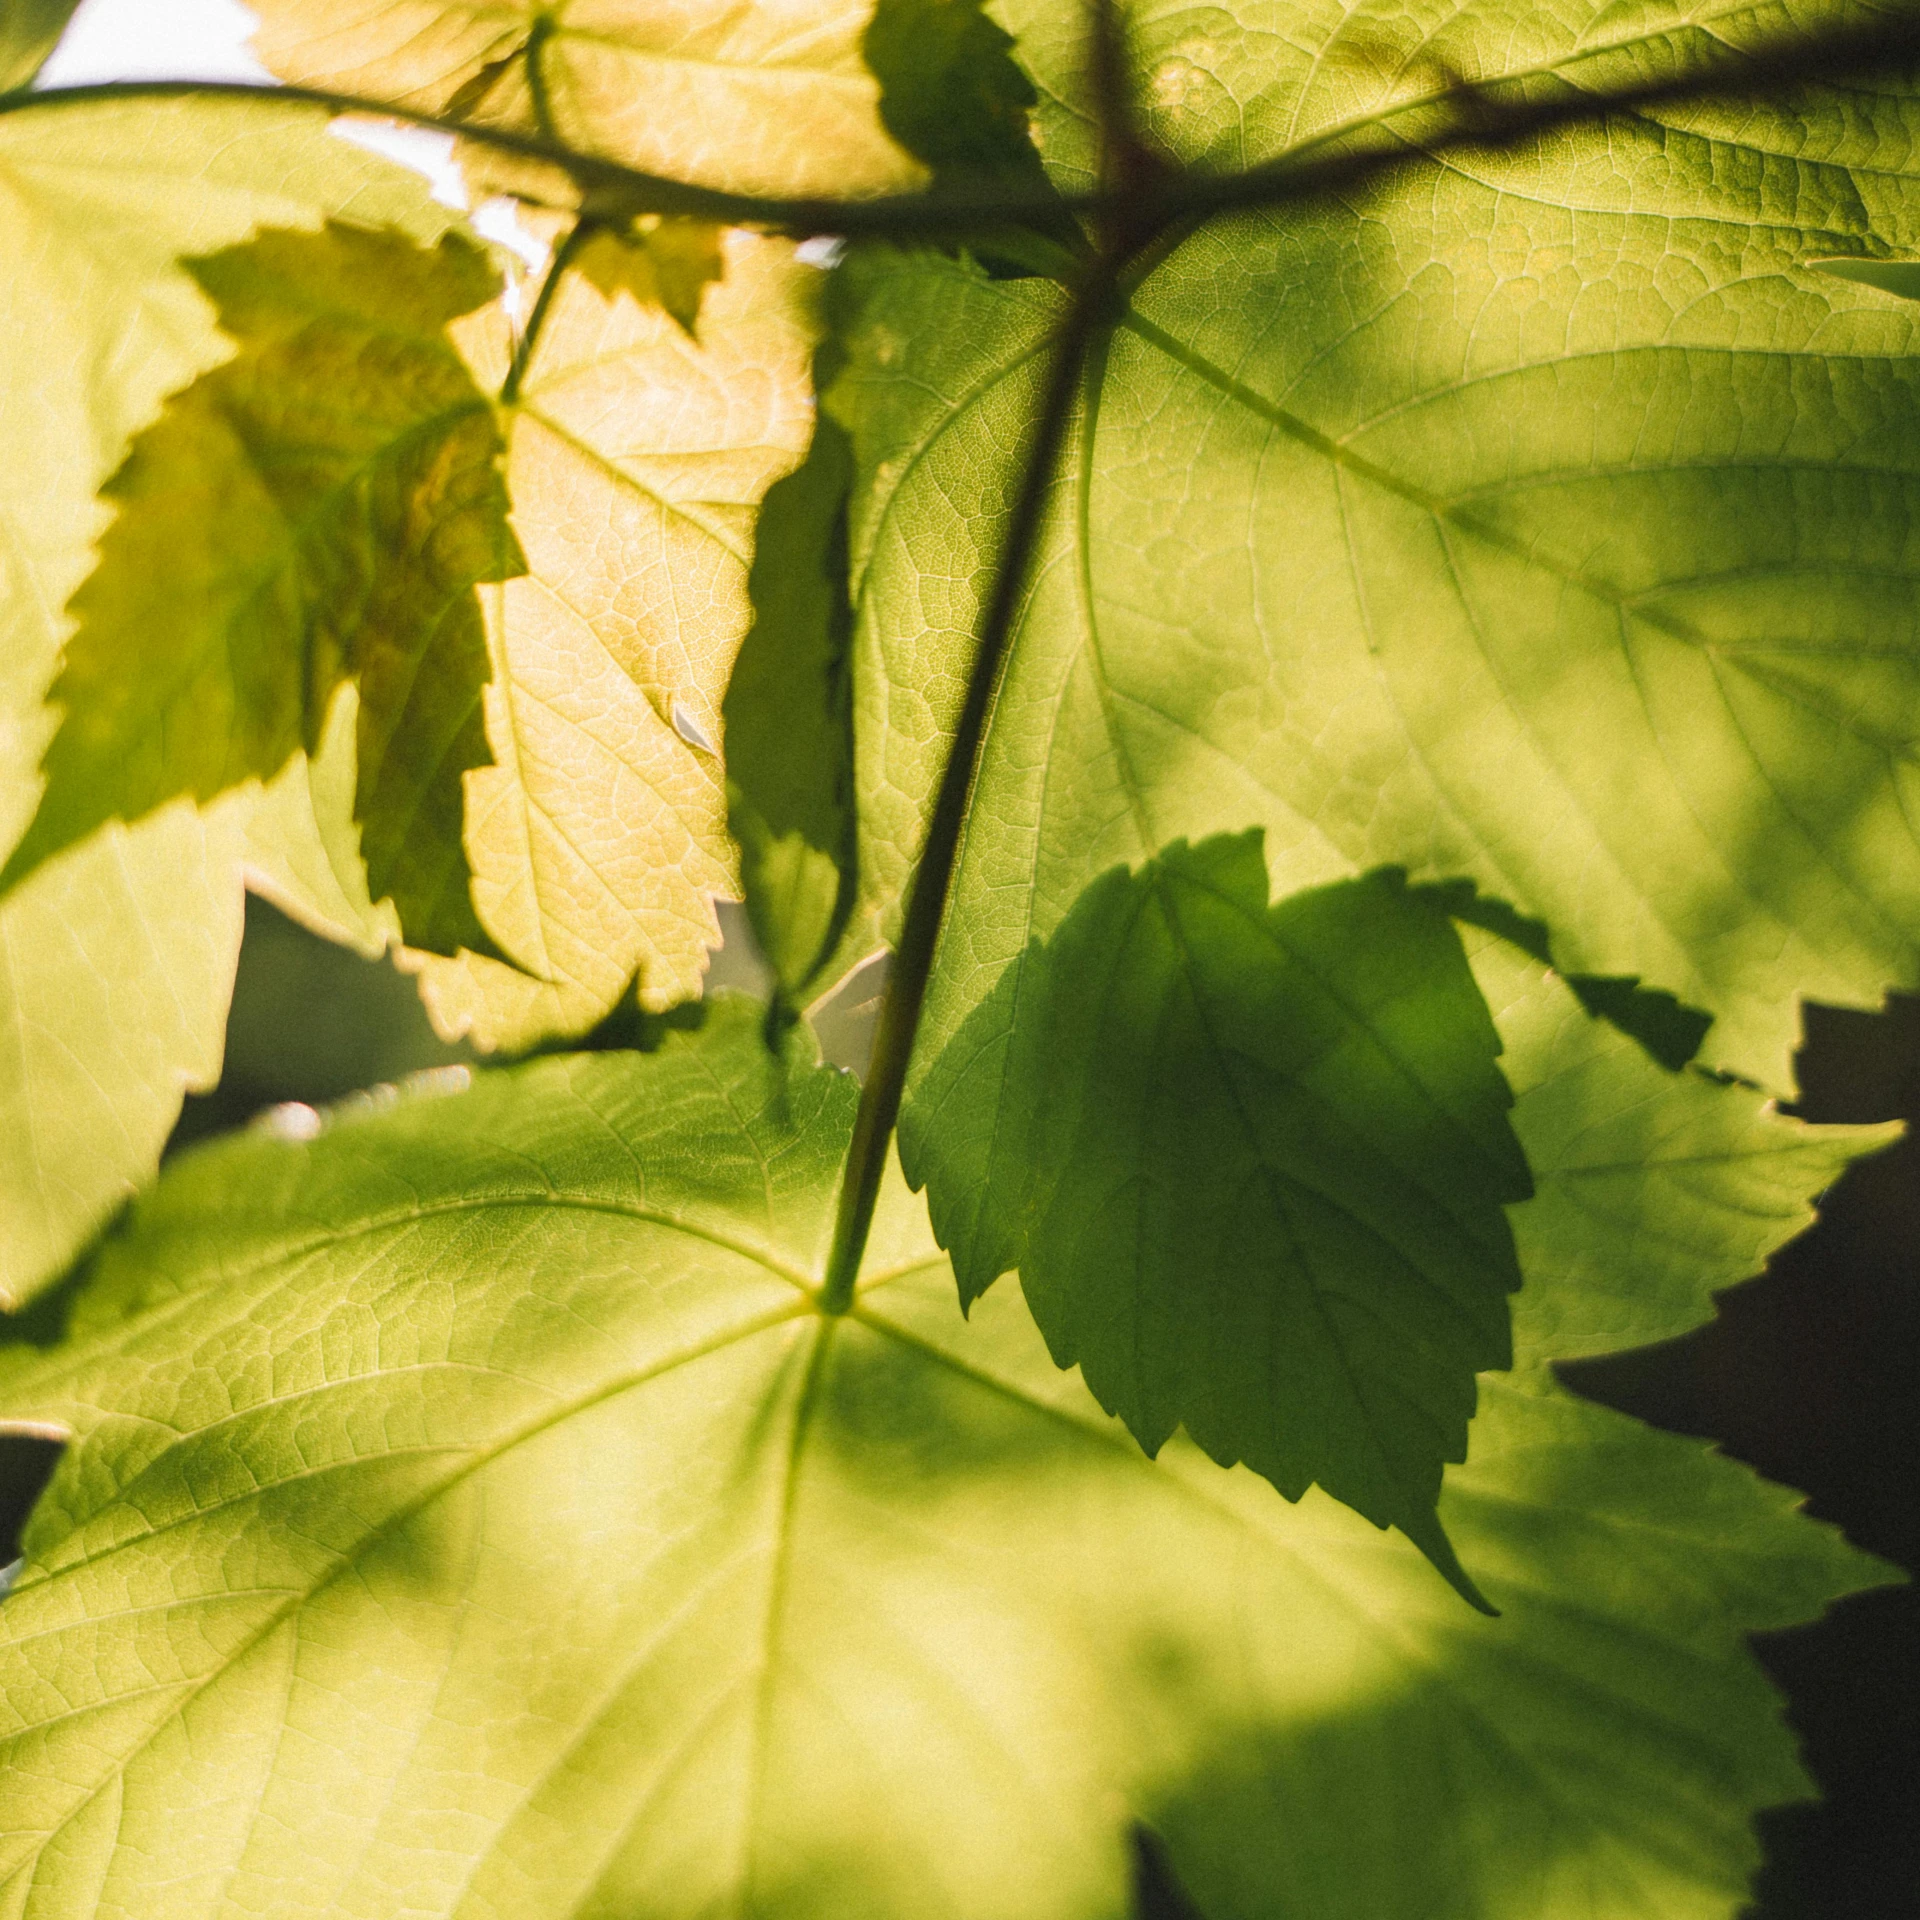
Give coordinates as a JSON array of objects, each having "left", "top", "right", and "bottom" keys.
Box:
[
  {"left": 409, "top": 230, "right": 820, "bottom": 1048},
  {"left": 249, "top": 0, "right": 923, "bottom": 198}
]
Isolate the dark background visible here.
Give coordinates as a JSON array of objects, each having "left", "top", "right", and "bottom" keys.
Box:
[{"left": 2, "top": 897, "right": 1913, "bottom": 1918}]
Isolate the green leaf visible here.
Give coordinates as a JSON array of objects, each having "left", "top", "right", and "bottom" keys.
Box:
[
  {"left": 0, "top": 0, "right": 80, "bottom": 91},
  {"left": 1414, "top": 877, "right": 1714, "bottom": 1072},
  {"left": 828, "top": 4, "right": 1920, "bottom": 1088},
  {"left": 0, "top": 93, "right": 463, "bottom": 1304},
  {"left": 904, "top": 834, "right": 1527, "bottom": 1600},
  {"left": 0, "top": 987, "right": 1889, "bottom": 1920},
  {"left": 0, "top": 221, "right": 524, "bottom": 959},
  {"left": 861, "top": 0, "right": 1078, "bottom": 265},
  {"left": 402, "top": 232, "right": 820, "bottom": 1051},
  {"left": 248, "top": 0, "right": 924, "bottom": 198},
  {"left": 573, "top": 220, "right": 726, "bottom": 336},
  {"left": 724, "top": 394, "right": 858, "bottom": 1010}
]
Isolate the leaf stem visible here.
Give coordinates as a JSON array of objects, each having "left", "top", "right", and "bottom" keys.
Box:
[
  {"left": 523, "top": 13, "right": 560, "bottom": 144},
  {"left": 500, "top": 216, "right": 595, "bottom": 406},
  {"left": 816, "top": 256, "right": 1119, "bottom": 1312}
]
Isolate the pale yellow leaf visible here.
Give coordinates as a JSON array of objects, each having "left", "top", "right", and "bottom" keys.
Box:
[
  {"left": 249, "top": 0, "right": 923, "bottom": 198},
  {"left": 405, "top": 229, "right": 818, "bottom": 1049}
]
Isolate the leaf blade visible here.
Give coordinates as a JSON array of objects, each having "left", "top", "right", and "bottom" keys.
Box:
[
  {"left": 0, "top": 977, "right": 1892, "bottom": 1919},
  {"left": 0, "top": 220, "right": 524, "bottom": 960}
]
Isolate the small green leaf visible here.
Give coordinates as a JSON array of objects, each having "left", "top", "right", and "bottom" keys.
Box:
[
  {"left": 0, "top": 988, "right": 1890, "bottom": 1920},
  {"left": 903, "top": 833, "right": 1529, "bottom": 1601},
  {"left": 0, "top": 221, "right": 525, "bottom": 959},
  {"left": 861, "top": 0, "right": 1079, "bottom": 265},
  {"left": 724, "top": 389, "right": 858, "bottom": 1011},
  {"left": 0, "top": 92, "right": 466, "bottom": 1305},
  {"left": 0, "top": 0, "right": 80, "bottom": 91},
  {"left": 572, "top": 220, "right": 725, "bottom": 336}
]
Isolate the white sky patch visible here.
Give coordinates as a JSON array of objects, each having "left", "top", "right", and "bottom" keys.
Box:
[
  {"left": 330, "top": 117, "right": 470, "bottom": 209},
  {"left": 37, "top": 0, "right": 271, "bottom": 85}
]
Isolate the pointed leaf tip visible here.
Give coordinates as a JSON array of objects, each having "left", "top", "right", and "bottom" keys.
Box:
[{"left": 904, "top": 832, "right": 1531, "bottom": 1592}]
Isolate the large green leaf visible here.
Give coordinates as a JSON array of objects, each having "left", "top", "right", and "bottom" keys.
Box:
[
  {"left": 0, "top": 93, "right": 458, "bottom": 1305},
  {"left": 247, "top": 0, "right": 922, "bottom": 198},
  {"left": 0, "top": 983, "right": 1890, "bottom": 1920},
  {"left": 904, "top": 836, "right": 1528, "bottom": 1598},
  {"left": 1, "top": 221, "right": 523, "bottom": 959},
  {"left": 828, "top": 0, "right": 1920, "bottom": 1089}
]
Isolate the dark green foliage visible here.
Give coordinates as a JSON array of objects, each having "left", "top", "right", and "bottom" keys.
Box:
[{"left": 904, "top": 833, "right": 1532, "bottom": 1602}]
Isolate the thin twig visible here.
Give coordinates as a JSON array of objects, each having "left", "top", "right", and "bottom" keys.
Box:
[
  {"left": 500, "top": 217, "right": 595, "bottom": 406},
  {"left": 8, "top": 12, "right": 1918, "bottom": 245}
]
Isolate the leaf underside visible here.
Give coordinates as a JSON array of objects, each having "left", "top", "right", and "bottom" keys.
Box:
[
  {"left": 0, "top": 95, "right": 464, "bottom": 1305},
  {"left": 1, "top": 220, "right": 522, "bottom": 960},
  {"left": 827, "top": 0, "right": 1920, "bottom": 1092},
  {"left": 0, "top": 986, "right": 1890, "bottom": 1920},
  {"left": 905, "top": 836, "right": 1529, "bottom": 1599}
]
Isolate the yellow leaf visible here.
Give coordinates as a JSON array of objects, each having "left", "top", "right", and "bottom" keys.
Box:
[
  {"left": 404, "top": 230, "right": 819, "bottom": 1050},
  {"left": 249, "top": 0, "right": 924, "bottom": 198}
]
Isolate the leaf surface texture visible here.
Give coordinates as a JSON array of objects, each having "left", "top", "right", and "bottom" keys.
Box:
[
  {"left": 831, "top": 0, "right": 1920, "bottom": 1086},
  {"left": 248, "top": 0, "right": 922, "bottom": 197},
  {"left": 905, "top": 836, "right": 1529, "bottom": 1593},
  {"left": 2, "top": 221, "right": 522, "bottom": 958},
  {"left": 407, "top": 232, "right": 820, "bottom": 1047},
  {"left": 0, "top": 984, "right": 1889, "bottom": 1920},
  {"left": 0, "top": 94, "right": 458, "bottom": 1303}
]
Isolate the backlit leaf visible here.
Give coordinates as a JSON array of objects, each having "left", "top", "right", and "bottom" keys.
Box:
[
  {"left": 0, "top": 987, "right": 1889, "bottom": 1920},
  {"left": 574, "top": 219, "right": 726, "bottom": 335},
  {"left": 248, "top": 0, "right": 923, "bottom": 198},
  {"left": 0, "top": 92, "right": 459, "bottom": 1303},
  {"left": 1, "top": 220, "right": 524, "bottom": 959},
  {"left": 404, "top": 230, "right": 819, "bottom": 1050},
  {"left": 829, "top": 1, "right": 1920, "bottom": 1089},
  {"left": 904, "top": 835, "right": 1528, "bottom": 1597},
  {"left": 723, "top": 394, "right": 858, "bottom": 1009}
]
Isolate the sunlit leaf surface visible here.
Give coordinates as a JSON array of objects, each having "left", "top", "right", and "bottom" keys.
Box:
[
  {"left": 248, "top": 0, "right": 921, "bottom": 197},
  {"left": 1, "top": 222, "right": 522, "bottom": 959},
  {"left": 0, "top": 987, "right": 1889, "bottom": 1919},
  {"left": 400, "top": 231, "right": 819, "bottom": 1049},
  {"left": 0, "top": 94, "right": 455, "bottom": 1303},
  {"left": 832, "top": 0, "right": 1920, "bottom": 1089}
]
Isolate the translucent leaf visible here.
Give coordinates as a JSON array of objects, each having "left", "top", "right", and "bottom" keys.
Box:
[
  {"left": 1, "top": 221, "right": 524, "bottom": 960},
  {"left": 0, "top": 0, "right": 80, "bottom": 91},
  {"left": 904, "top": 835, "right": 1529, "bottom": 1597},
  {"left": 404, "top": 231, "right": 820, "bottom": 1050},
  {"left": 0, "top": 988, "right": 1889, "bottom": 1919},
  {"left": 247, "top": 0, "right": 923, "bottom": 198},
  {"left": 829, "top": 3, "right": 1920, "bottom": 1088},
  {"left": 862, "top": 0, "right": 1071, "bottom": 241},
  {"left": 0, "top": 93, "right": 459, "bottom": 1303},
  {"left": 573, "top": 219, "right": 725, "bottom": 335}
]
